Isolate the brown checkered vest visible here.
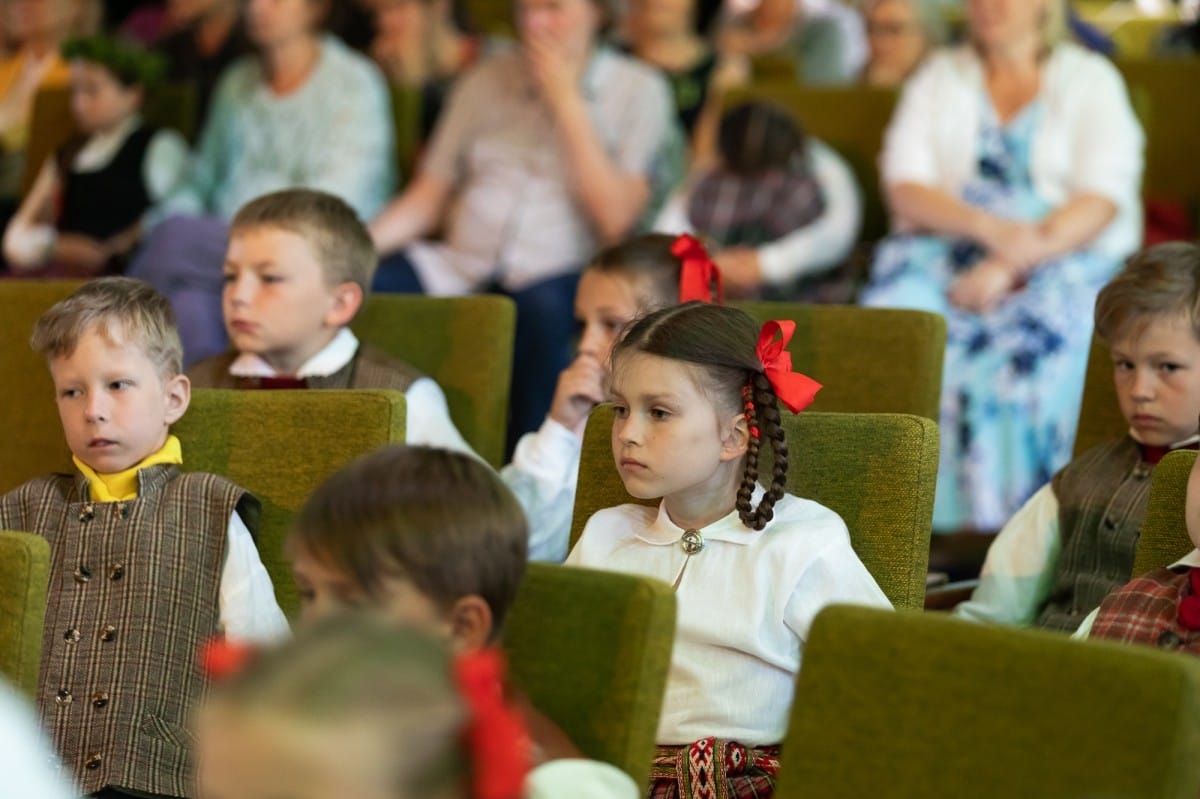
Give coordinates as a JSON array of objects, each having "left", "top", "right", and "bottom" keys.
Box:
[
  {"left": 1090, "top": 567, "right": 1200, "bottom": 654},
  {"left": 1037, "top": 438, "right": 1153, "bottom": 632},
  {"left": 0, "top": 464, "right": 257, "bottom": 797},
  {"left": 186, "top": 343, "right": 423, "bottom": 390}
]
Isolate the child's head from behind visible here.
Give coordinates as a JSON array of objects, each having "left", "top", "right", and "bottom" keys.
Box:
[
  {"left": 578, "top": 233, "right": 720, "bottom": 364},
  {"left": 609, "top": 302, "right": 789, "bottom": 531},
  {"left": 717, "top": 101, "right": 807, "bottom": 176},
  {"left": 287, "top": 445, "right": 528, "bottom": 650},
  {"left": 196, "top": 613, "right": 468, "bottom": 799},
  {"left": 62, "top": 36, "right": 164, "bottom": 135},
  {"left": 31, "top": 277, "right": 189, "bottom": 473},
  {"left": 1095, "top": 241, "right": 1200, "bottom": 447},
  {"left": 224, "top": 189, "right": 375, "bottom": 375}
]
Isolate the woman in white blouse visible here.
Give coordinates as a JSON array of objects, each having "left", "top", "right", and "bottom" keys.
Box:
[{"left": 860, "top": 0, "right": 1143, "bottom": 535}]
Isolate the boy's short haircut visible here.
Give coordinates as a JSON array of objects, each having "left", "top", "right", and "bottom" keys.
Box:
[
  {"left": 230, "top": 188, "right": 377, "bottom": 296},
  {"left": 30, "top": 276, "right": 183, "bottom": 377},
  {"left": 287, "top": 445, "right": 528, "bottom": 638},
  {"left": 1095, "top": 241, "right": 1200, "bottom": 344}
]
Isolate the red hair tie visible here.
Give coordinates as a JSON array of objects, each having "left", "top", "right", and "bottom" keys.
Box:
[
  {"left": 672, "top": 234, "right": 724, "bottom": 305},
  {"left": 454, "top": 648, "right": 531, "bottom": 799},
  {"left": 756, "top": 320, "right": 822, "bottom": 413},
  {"left": 198, "top": 637, "right": 259, "bottom": 681}
]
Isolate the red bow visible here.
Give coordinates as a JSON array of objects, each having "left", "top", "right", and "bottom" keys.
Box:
[
  {"left": 198, "top": 637, "right": 259, "bottom": 681},
  {"left": 756, "top": 320, "right": 822, "bottom": 413},
  {"left": 672, "top": 234, "right": 724, "bottom": 304},
  {"left": 454, "top": 648, "right": 531, "bottom": 799}
]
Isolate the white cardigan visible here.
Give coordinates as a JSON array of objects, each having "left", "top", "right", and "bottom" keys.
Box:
[{"left": 881, "top": 42, "right": 1144, "bottom": 261}]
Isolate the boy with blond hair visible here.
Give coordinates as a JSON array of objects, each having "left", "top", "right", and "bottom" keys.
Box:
[
  {"left": 187, "top": 188, "right": 473, "bottom": 454},
  {"left": 955, "top": 242, "right": 1200, "bottom": 631},
  {"left": 0, "top": 277, "right": 286, "bottom": 798}
]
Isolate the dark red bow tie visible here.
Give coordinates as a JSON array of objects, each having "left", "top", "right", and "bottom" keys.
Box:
[{"left": 254, "top": 376, "right": 308, "bottom": 390}]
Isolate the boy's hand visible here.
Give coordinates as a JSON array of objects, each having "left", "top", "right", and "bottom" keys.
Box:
[
  {"left": 524, "top": 30, "right": 586, "bottom": 115},
  {"left": 948, "top": 258, "right": 1018, "bottom": 314},
  {"left": 53, "top": 234, "right": 109, "bottom": 275},
  {"left": 548, "top": 353, "right": 607, "bottom": 434}
]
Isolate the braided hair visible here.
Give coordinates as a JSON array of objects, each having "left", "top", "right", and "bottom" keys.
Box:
[{"left": 611, "top": 302, "right": 789, "bottom": 530}]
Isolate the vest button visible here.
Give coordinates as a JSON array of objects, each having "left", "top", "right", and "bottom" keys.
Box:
[
  {"left": 91, "top": 691, "right": 109, "bottom": 709},
  {"left": 1158, "top": 630, "right": 1183, "bottom": 650},
  {"left": 99, "top": 625, "right": 116, "bottom": 643},
  {"left": 109, "top": 563, "right": 124, "bottom": 581},
  {"left": 84, "top": 753, "right": 102, "bottom": 770},
  {"left": 73, "top": 566, "right": 91, "bottom": 584},
  {"left": 55, "top": 689, "right": 72, "bottom": 706},
  {"left": 63, "top": 628, "right": 81, "bottom": 643},
  {"left": 78, "top": 505, "right": 95, "bottom": 523}
]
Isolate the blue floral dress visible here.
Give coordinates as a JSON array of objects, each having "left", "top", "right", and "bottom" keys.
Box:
[{"left": 860, "top": 99, "right": 1121, "bottom": 532}]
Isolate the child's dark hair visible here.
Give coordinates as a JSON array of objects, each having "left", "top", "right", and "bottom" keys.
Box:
[
  {"left": 612, "top": 302, "right": 787, "bottom": 530},
  {"left": 587, "top": 233, "right": 720, "bottom": 309},
  {"left": 718, "top": 101, "right": 808, "bottom": 176},
  {"left": 62, "top": 35, "right": 166, "bottom": 87},
  {"left": 1094, "top": 241, "right": 1200, "bottom": 344},
  {"left": 231, "top": 188, "right": 377, "bottom": 298},
  {"left": 286, "top": 446, "right": 528, "bottom": 639}
]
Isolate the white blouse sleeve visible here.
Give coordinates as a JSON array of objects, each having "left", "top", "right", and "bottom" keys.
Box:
[
  {"left": 879, "top": 55, "right": 949, "bottom": 188},
  {"left": 219, "top": 510, "right": 290, "bottom": 643},
  {"left": 141, "top": 128, "right": 192, "bottom": 203},
  {"left": 403, "top": 376, "right": 479, "bottom": 458}
]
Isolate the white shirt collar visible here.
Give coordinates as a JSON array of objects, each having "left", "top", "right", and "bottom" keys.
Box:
[
  {"left": 636, "top": 485, "right": 767, "bottom": 547},
  {"left": 228, "top": 328, "right": 359, "bottom": 378},
  {"left": 1171, "top": 548, "right": 1200, "bottom": 569},
  {"left": 1128, "top": 430, "right": 1200, "bottom": 449}
]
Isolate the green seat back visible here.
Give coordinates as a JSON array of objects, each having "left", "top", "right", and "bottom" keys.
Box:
[
  {"left": 174, "top": 388, "right": 407, "bottom": 618},
  {"left": 351, "top": 293, "right": 515, "bottom": 468},
  {"left": 724, "top": 84, "right": 899, "bottom": 243},
  {"left": 0, "top": 531, "right": 50, "bottom": 698},
  {"left": 776, "top": 605, "right": 1200, "bottom": 799},
  {"left": 388, "top": 83, "right": 424, "bottom": 185},
  {"left": 734, "top": 302, "right": 945, "bottom": 419},
  {"left": 22, "top": 82, "right": 197, "bottom": 197},
  {"left": 1133, "top": 449, "right": 1196, "bottom": 577},
  {"left": 0, "top": 280, "right": 82, "bottom": 493},
  {"left": 1116, "top": 58, "right": 1200, "bottom": 205},
  {"left": 571, "top": 409, "right": 937, "bottom": 609},
  {"left": 1074, "top": 335, "right": 1125, "bottom": 458},
  {"left": 504, "top": 562, "right": 675, "bottom": 786}
]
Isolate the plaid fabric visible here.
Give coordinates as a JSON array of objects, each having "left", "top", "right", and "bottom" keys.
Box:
[
  {"left": 0, "top": 465, "right": 253, "bottom": 796},
  {"left": 187, "top": 343, "right": 422, "bottom": 391},
  {"left": 1037, "top": 438, "right": 1152, "bottom": 632},
  {"left": 1091, "top": 567, "right": 1200, "bottom": 653},
  {"left": 686, "top": 167, "right": 824, "bottom": 249},
  {"left": 649, "top": 738, "right": 782, "bottom": 799}
]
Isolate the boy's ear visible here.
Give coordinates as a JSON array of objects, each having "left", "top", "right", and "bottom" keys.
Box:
[
  {"left": 324, "top": 282, "right": 363, "bottom": 329},
  {"left": 719, "top": 410, "right": 751, "bottom": 462},
  {"left": 446, "top": 594, "right": 494, "bottom": 654},
  {"left": 163, "top": 373, "right": 191, "bottom": 425}
]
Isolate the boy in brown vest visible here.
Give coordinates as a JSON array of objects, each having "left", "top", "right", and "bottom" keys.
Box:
[
  {"left": 1085, "top": 429, "right": 1200, "bottom": 650},
  {"left": 954, "top": 241, "right": 1200, "bottom": 632},
  {"left": 0, "top": 277, "right": 287, "bottom": 798},
  {"left": 186, "top": 188, "right": 474, "bottom": 455}
]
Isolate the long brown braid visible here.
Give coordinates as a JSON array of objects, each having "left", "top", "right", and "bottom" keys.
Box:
[{"left": 612, "top": 302, "right": 790, "bottom": 532}]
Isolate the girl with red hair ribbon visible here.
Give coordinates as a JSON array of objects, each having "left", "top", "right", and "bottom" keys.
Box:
[
  {"left": 567, "top": 303, "right": 891, "bottom": 799},
  {"left": 505, "top": 232, "right": 722, "bottom": 563}
]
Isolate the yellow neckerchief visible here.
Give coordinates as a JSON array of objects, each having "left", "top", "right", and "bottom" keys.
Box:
[{"left": 73, "top": 435, "right": 183, "bottom": 502}]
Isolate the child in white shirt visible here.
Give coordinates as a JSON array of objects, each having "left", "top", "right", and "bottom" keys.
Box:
[
  {"left": 567, "top": 302, "right": 891, "bottom": 799},
  {"left": 507, "top": 232, "right": 723, "bottom": 562}
]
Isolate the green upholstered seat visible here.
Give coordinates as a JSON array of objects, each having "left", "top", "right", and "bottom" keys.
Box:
[
  {"left": 174, "top": 388, "right": 407, "bottom": 618},
  {"left": 0, "top": 280, "right": 82, "bottom": 493},
  {"left": 351, "top": 293, "right": 515, "bottom": 468},
  {"left": 0, "top": 531, "right": 50, "bottom": 698},
  {"left": 1073, "top": 335, "right": 1126, "bottom": 458},
  {"left": 570, "top": 409, "right": 937, "bottom": 610},
  {"left": 504, "top": 562, "right": 675, "bottom": 786},
  {"left": 1133, "top": 449, "right": 1196, "bottom": 577},
  {"left": 734, "top": 302, "right": 946, "bottom": 420},
  {"left": 775, "top": 604, "right": 1200, "bottom": 799},
  {"left": 1116, "top": 58, "right": 1200, "bottom": 207},
  {"left": 724, "top": 84, "right": 899, "bottom": 244}
]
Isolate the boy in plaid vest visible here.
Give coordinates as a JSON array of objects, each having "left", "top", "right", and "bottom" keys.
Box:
[
  {"left": 0, "top": 277, "right": 286, "bottom": 798},
  {"left": 955, "top": 242, "right": 1200, "bottom": 633}
]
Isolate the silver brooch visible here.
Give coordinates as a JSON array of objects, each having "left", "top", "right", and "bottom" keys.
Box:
[{"left": 680, "top": 529, "right": 705, "bottom": 555}]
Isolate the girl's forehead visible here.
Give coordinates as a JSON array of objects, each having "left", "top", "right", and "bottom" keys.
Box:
[{"left": 612, "top": 352, "right": 708, "bottom": 394}]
